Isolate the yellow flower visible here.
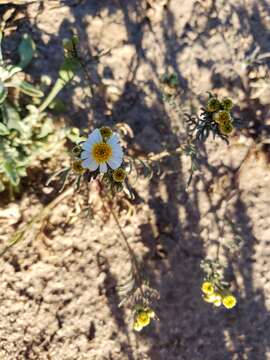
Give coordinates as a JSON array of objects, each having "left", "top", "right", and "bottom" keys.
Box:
[
  {"left": 222, "top": 294, "right": 237, "bottom": 309},
  {"left": 112, "top": 168, "right": 126, "bottom": 183},
  {"left": 218, "top": 120, "right": 233, "bottom": 135},
  {"left": 100, "top": 126, "right": 113, "bottom": 140},
  {"left": 72, "top": 160, "right": 85, "bottom": 175},
  {"left": 207, "top": 97, "right": 221, "bottom": 112},
  {"left": 133, "top": 308, "right": 155, "bottom": 332},
  {"left": 201, "top": 281, "right": 215, "bottom": 295},
  {"left": 222, "top": 97, "right": 233, "bottom": 111},
  {"left": 213, "top": 110, "right": 231, "bottom": 124}
]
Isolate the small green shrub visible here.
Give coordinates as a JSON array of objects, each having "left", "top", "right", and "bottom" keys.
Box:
[{"left": 0, "top": 21, "right": 79, "bottom": 194}]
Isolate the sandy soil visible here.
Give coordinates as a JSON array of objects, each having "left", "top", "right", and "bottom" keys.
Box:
[{"left": 1, "top": 0, "right": 270, "bottom": 359}]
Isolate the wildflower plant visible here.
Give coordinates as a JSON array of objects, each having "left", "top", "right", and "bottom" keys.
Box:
[
  {"left": 200, "top": 259, "right": 237, "bottom": 310},
  {"left": 0, "top": 11, "right": 245, "bottom": 333},
  {"left": 48, "top": 122, "right": 159, "bottom": 331},
  {"left": 118, "top": 279, "right": 158, "bottom": 332}
]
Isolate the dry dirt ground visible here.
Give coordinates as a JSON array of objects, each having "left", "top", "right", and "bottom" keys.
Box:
[{"left": 1, "top": 0, "right": 270, "bottom": 359}]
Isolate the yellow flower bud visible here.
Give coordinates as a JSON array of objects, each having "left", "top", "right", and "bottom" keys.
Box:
[
  {"left": 112, "top": 168, "right": 126, "bottom": 183},
  {"left": 72, "top": 160, "right": 85, "bottom": 175},
  {"left": 218, "top": 120, "right": 233, "bottom": 135},
  {"left": 207, "top": 97, "right": 221, "bottom": 112},
  {"left": 100, "top": 126, "right": 113, "bottom": 140},
  {"left": 213, "top": 110, "right": 231, "bottom": 124},
  {"left": 222, "top": 97, "right": 233, "bottom": 111}
]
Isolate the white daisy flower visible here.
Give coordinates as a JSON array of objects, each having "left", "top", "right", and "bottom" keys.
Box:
[{"left": 80, "top": 128, "right": 123, "bottom": 173}]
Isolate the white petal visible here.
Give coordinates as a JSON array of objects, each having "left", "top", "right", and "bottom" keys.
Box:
[
  {"left": 82, "top": 140, "right": 92, "bottom": 151},
  {"left": 81, "top": 158, "right": 91, "bottom": 168},
  {"left": 107, "top": 142, "right": 123, "bottom": 169},
  {"left": 107, "top": 133, "right": 120, "bottom": 146},
  {"left": 107, "top": 155, "right": 122, "bottom": 170},
  {"left": 111, "top": 141, "right": 123, "bottom": 153},
  {"left": 99, "top": 162, "right": 107, "bottom": 173},
  {"left": 82, "top": 129, "right": 102, "bottom": 150},
  {"left": 89, "top": 128, "right": 102, "bottom": 144},
  {"left": 80, "top": 150, "right": 89, "bottom": 160},
  {"left": 111, "top": 148, "right": 123, "bottom": 158},
  {"left": 82, "top": 158, "right": 99, "bottom": 171}
]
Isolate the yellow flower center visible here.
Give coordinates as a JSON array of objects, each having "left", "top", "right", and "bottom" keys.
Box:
[
  {"left": 137, "top": 311, "right": 150, "bottom": 326},
  {"left": 92, "top": 143, "right": 112, "bottom": 163}
]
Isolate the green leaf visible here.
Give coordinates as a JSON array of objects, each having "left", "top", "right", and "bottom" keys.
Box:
[
  {"left": 0, "top": 122, "right": 9, "bottom": 135},
  {"left": 3, "top": 161, "right": 19, "bottom": 186},
  {"left": 18, "top": 34, "right": 35, "bottom": 69},
  {"left": 14, "top": 80, "right": 44, "bottom": 97},
  {"left": 59, "top": 57, "right": 79, "bottom": 84},
  {"left": 4, "top": 65, "right": 22, "bottom": 80},
  {"left": 66, "top": 127, "right": 87, "bottom": 144},
  {"left": 37, "top": 118, "right": 53, "bottom": 139},
  {"left": 17, "top": 166, "right": 27, "bottom": 177},
  {"left": 1, "top": 102, "right": 26, "bottom": 133}
]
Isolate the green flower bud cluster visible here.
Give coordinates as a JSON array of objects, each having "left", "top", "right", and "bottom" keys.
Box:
[{"left": 206, "top": 96, "right": 234, "bottom": 135}]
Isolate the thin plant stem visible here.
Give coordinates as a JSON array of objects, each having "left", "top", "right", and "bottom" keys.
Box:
[
  {"left": 104, "top": 193, "right": 144, "bottom": 298},
  {"left": 38, "top": 78, "right": 65, "bottom": 113},
  {"left": 0, "top": 187, "right": 74, "bottom": 257},
  {"left": 146, "top": 146, "right": 184, "bottom": 163}
]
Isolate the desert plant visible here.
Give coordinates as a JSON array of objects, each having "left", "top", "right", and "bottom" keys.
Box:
[
  {"left": 0, "top": 15, "right": 79, "bottom": 195},
  {"left": 200, "top": 259, "right": 237, "bottom": 310}
]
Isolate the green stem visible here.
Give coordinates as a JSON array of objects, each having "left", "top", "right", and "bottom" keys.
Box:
[
  {"left": 104, "top": 193, "right": 145, "bottom": 299},
  {"left": 38, "top": 78, "right": 65, "bottom": 113},
  {"left": 8, "top": 182, "right": 14, "bottom": 202}
]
